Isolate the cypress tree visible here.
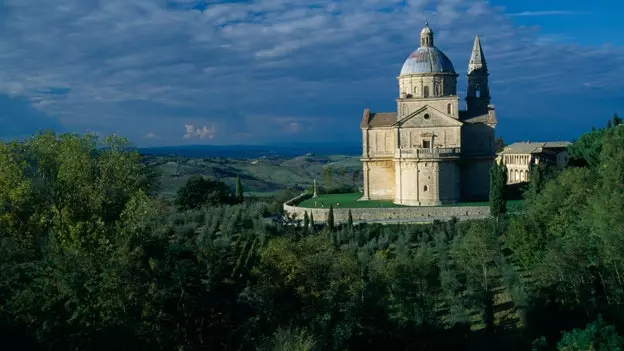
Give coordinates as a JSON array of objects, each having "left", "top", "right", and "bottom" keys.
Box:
[
  {"left": 614, "top": 113, "right": 622, "bottom": 126},
  {"left": 528, "top": 164, "right": 545, "bottom": 198},
  {"left": 489, "top": 162, "right": 507, "bottom": 217},
  {"left": 607, "top": 119, "right": 613, "bottom": 129},
  {"left": 303, "top": 211, "right": 309, "bottom": 230},
  {"left": 309, "top": 212, "right": 315, "bottom": 232},
  {"left": 327, "top": 204, "right": 335, "bottom": 231},
  {"left": 235, "top": 175, "right": 244, "bottom": 203},
  {"left": 347, "top": 209, "right": 353, "bottom": 229}
]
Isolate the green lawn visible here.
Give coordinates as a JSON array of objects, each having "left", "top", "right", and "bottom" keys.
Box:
[
  {"left": 298, "top": 193, "right": 404, "bottom": 208},
  {"left": 297, "top": 192, "right": 524, "bottom": 210}
]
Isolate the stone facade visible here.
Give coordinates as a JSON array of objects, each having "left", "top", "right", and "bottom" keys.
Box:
[
  {"left": 360, "top": 23, "right": 497, "bottom": 206},
  {"left": 498, "top": 141, "right": 571, "bottom": 184},
  {"left": 283, "top": 194, "right": 490, "bottom": 224}
]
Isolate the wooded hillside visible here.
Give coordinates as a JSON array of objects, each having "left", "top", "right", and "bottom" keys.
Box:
[{"left": 1, "top": 118, "right": 623, "bottom": 350}]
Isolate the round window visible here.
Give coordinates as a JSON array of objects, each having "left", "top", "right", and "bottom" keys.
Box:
[{"left": 424, "top": 114, "right": 430, "bottom": 120}]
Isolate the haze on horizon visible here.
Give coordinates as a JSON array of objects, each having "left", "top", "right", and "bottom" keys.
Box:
[{"left": 0, "top": 0, "right": 622, "bottom": 147}]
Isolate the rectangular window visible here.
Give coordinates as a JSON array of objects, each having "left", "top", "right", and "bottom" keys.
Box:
[{"left": 422, "top": 140, "right": 431, "bottom": 148}]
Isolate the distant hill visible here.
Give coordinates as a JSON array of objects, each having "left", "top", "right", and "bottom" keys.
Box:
[
  {"left": 145, "top": 153, "right": 362, "bottom": 199},
  {"left": 139, "top": 142, "right": 362, "bottom": 159}
]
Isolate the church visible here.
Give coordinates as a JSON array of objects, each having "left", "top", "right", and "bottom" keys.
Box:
[{"left": 360, "top": 23, "right": 497, "bottom": 206}]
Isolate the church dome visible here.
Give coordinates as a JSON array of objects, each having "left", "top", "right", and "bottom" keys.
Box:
[
  {"left": 400, "top": 23, "right": 456, "bottom": 75},
  {"left": 400, "top": 46, "right": 456, "bottom": 75}
]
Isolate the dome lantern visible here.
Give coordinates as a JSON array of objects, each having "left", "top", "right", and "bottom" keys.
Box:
[
  {"left": 420, "top": 22, "right": 434, "bottom": 47},
  {"left": 400, "top": 23, "right": 456, "bottom": 75}
]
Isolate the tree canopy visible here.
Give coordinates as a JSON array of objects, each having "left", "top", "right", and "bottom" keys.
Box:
[
  {"left": 2, "top": 119, "right": 624, "bottom": 351},
  {"left": 174, "top": 174, "right": 233, "bottom": 210}
]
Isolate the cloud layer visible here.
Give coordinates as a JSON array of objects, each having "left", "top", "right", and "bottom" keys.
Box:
[{"left": 0, "top": 0, "right": 622, "bottom": 145}]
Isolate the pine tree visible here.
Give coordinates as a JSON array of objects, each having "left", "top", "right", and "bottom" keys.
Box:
[
  {"left": 347, "top": 209, "right": 353, "bottom": 229},
  {"left": 614, "top": 113, "right": 622, "bottom": 126},
  {"left": 235, "top": 175, "right": 244, "bottom": 204},
  {"left": 489, "top": 162, "right": 507, "bottom": 217},
  {"left": 303, "top": 211, "right": 309, "bottom": 231},
  {"left": 327, "top": 204, "right": 334, "bottom": 231}
]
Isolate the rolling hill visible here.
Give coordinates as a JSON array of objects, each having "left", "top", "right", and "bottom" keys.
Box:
[{"left": 143, "top": 153, "right": 362, "bottom": 199}]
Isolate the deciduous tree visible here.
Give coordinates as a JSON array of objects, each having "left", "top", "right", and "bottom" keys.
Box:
[{"left": 175, "top": 174, "right": 233, "bottom": 210}]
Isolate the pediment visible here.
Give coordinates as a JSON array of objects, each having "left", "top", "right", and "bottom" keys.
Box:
[{"left": 394, "top": 106, "right": 462, "bottom": 128}]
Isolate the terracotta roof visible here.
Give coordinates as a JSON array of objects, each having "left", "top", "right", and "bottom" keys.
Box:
[
  {"left": 360, "top": 109, "right": 371, "bottom": 128},
  {"left": 361, "top": 109, "right": 397, "bottom": 128}
]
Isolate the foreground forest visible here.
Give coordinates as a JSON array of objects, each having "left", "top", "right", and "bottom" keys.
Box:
[{"left": 1, "top": 117, "right": 624, "bottom": 350}]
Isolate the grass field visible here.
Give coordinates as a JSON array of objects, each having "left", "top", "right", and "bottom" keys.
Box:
[
  {"left": 297, "top": 192, "right": 524, "bottom": 211},
  {"left": 298, "top": 193, "right": 404, "bottom": 208}
]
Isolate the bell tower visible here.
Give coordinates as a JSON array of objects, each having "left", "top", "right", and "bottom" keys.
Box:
[{"left": 466, "top": 35, "right": 490, "bottom": 114}]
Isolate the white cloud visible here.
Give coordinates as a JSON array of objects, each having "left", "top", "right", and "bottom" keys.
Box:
[
  {"left": 0, "top": 0, "right": 621, "bottom": 144},
  {"left": 285, "top": 121, "right": 302, "bottom": 133},
  {"left": 508, "top": 11, "right": 588, "bottom": 17},
  {"left": 183, "top": 123, "right": 217, "bottom": 140},
  {"left": 143, "top": 131, "right": 160, "bottom": 139}
]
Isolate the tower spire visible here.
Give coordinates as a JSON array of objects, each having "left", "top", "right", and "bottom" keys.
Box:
[
  {"left": 466, "top": 34, "right": 490, "bottom": 114},
  {"left": 468, "top": 35, "right": 487, "bottom": 73}
]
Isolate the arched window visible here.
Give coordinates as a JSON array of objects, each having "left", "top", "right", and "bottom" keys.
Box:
[
  {"left": 413, "top": 86, "right": 417, "bottom": 95},
  {"left": 475, "top": 84, "right": 481, "bottom": 98},
  {"left": 423, "top": 185, "right": 428, "bottom": 192},
  {"left": 423, "top": 86, "right": 429, "bottom": 98},
  {"left": 447, "top": 103, "right": 452, "bottom": 115}
]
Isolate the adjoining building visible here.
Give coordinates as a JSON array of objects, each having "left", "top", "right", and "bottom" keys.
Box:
[
  {"left": 360, "top": 23, "right": 497, "bottom": 206},
  {"left": 497, "top": 141, "right": 571, "bottom": 184}
]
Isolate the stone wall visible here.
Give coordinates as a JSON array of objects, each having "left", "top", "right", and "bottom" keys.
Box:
[
  {"left": 461, "top": 123, "right": 495, "bottom": 155},
  {"left": 398, "top": 74, "right": 458, "bottom": 101},
  {"left": 461, "top": 158, "right": 492, "bottom": 201},
  {"left": 283, "top": 194, "right": 490, "bottom": 224},
  {"left": 363, "top": 160, "right": 395, "bottom": 200}
]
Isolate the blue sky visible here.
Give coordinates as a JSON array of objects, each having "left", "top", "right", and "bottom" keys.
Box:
[{"left": 0, "top": 0, "right": 622, "bottom": 146}]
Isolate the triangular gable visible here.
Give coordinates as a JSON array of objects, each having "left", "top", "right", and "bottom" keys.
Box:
[{"left": 394, "top": 105, "right": 462, "bottom": 128}]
